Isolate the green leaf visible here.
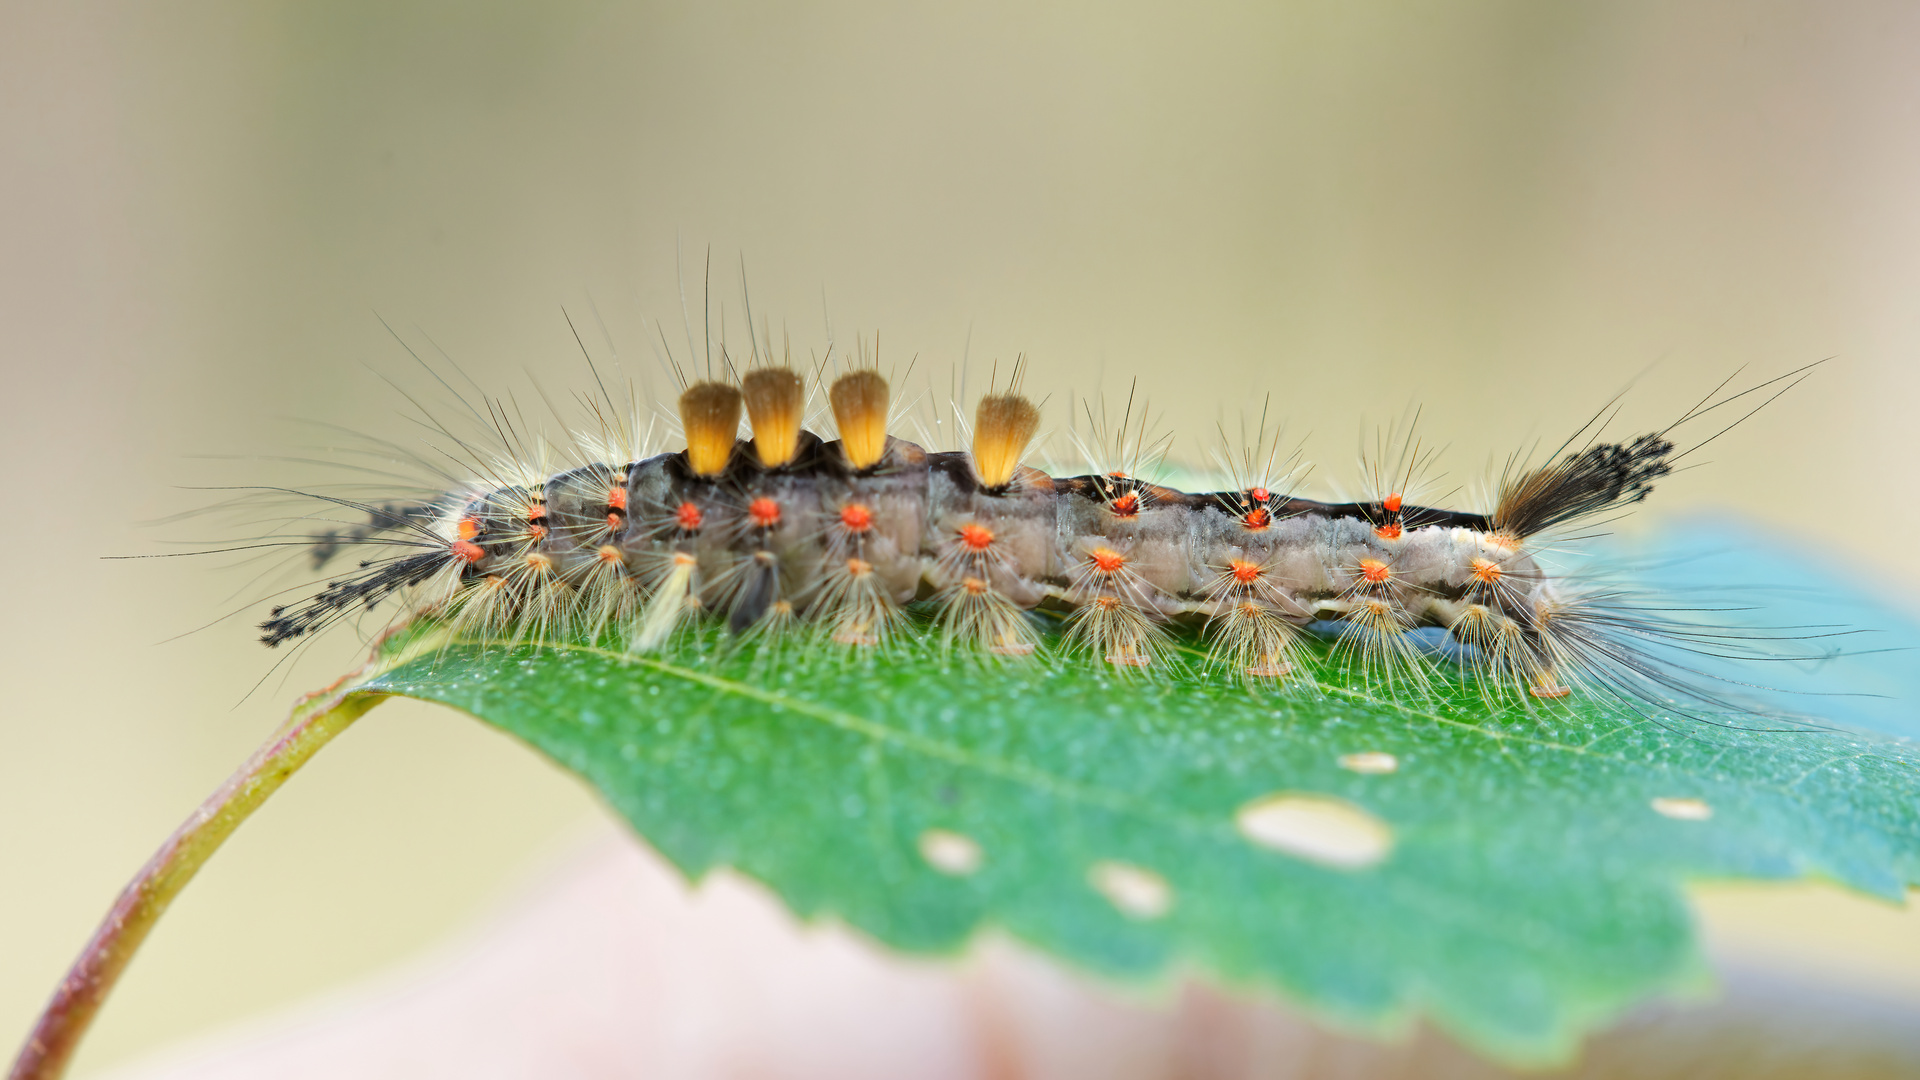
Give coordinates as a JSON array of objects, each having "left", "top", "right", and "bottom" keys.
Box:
[{"left": 357, "top": 623, "right": 1920, "bottom": 1066}]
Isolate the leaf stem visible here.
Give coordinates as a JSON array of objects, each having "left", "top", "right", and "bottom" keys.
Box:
[{"left": 7, "top": 688, "right": 388, "bottom": 1080}]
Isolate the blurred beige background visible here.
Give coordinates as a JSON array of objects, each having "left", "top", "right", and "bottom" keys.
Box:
[{"left": 4, "top": 1, "right": 1920, "bottom": 1075}]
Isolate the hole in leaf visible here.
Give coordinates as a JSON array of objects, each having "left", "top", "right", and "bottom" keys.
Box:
[
  {"left": 1088, "top": 860, "right": 1173, "bottom": 919},
  {"left": 1236, "top": 793, "right": 1393, "bottom": 869},
  {"left": 1651, "top": 796, "right": 1713, "bottom": 821},
  {"left": 918, "top": 828, "right": 984, "bottom": 875}
]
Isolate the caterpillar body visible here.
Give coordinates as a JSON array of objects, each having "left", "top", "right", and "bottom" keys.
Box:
[{"left": 257, "top": 351, "right": 1805, "bottom": 710}]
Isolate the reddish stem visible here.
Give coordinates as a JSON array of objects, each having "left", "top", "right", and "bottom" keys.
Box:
[{"left": 7, "top": 688, "right": 387, "bottom": 1080}]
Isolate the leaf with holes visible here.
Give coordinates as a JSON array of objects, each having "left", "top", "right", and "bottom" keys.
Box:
[{"left": 350, "top": 602, "right": 1920, "bottom": 1067}]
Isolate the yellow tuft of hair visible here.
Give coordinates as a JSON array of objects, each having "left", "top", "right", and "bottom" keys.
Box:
[
  {"left": 679, "top": 381, "right": 743, "bottom": 477},
  {"left": 742, "top": 368, "right": 805, "bottom": 469},
  {"left": 829, "top": 369, "right": 890, "bottom": 471},
  {"left": 971, "top": 392, "right": 1041, "bottom": 490}
]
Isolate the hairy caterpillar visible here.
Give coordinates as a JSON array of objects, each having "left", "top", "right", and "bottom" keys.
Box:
[{"left": 243, "top": 320, "right": 1817, "bottom": 716}]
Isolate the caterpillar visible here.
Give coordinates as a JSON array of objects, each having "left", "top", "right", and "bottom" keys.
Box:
[{"left": 245, "top": 328, "right": 1817, "bottom": 713}]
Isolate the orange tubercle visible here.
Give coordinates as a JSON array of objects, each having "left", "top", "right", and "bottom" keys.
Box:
[
  {"left": 451, "top": 540, "right": 485, "bottom": 563},
  {"left": 1242, "top": 507, "right": 1271, "bottom": 531},
  {"left": 608, "top": 488, "right": 627, "bottom": 510},
  {"left": 1108, "top": 492, "right": 1140, "bottom": 517},
  {"left": 1470, "top": 557, "right": 1503, "bottom": 584},
  {"left": 1089, "top": 547, "right": 1127, "bottom": 574},
  {"left": 597, "top": 545, "right": 623, "bottom": 564},
  {"left": 958, "top": 523, "right": 994, "bottom": 551},
  {"left": 1250, "top": 487, "right": 1270, "bottom": 502},
  {"left": 840, "top": 503, "right": 874, "bottom": 532},
  {"left": 1382, "top": 493, "right": 1403, "bottom": 513},
  {"left": 747, "top": 497, "right": 781, "bottom": 528},
  {"left": 675, "top": 502, "right": 704, "bottom": 531},
  {"left": 1358, "top": 558, "right": 1391, "bottom": 584},
  {"left": 1229, "top": 559, "right": 1262, "bottom": 585},
  {"left": 456, "top": 517, "right": 480, "bottom": 541},
  {"left": 1374, "top": 523, "right": 1402, "bottom": 540}
]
